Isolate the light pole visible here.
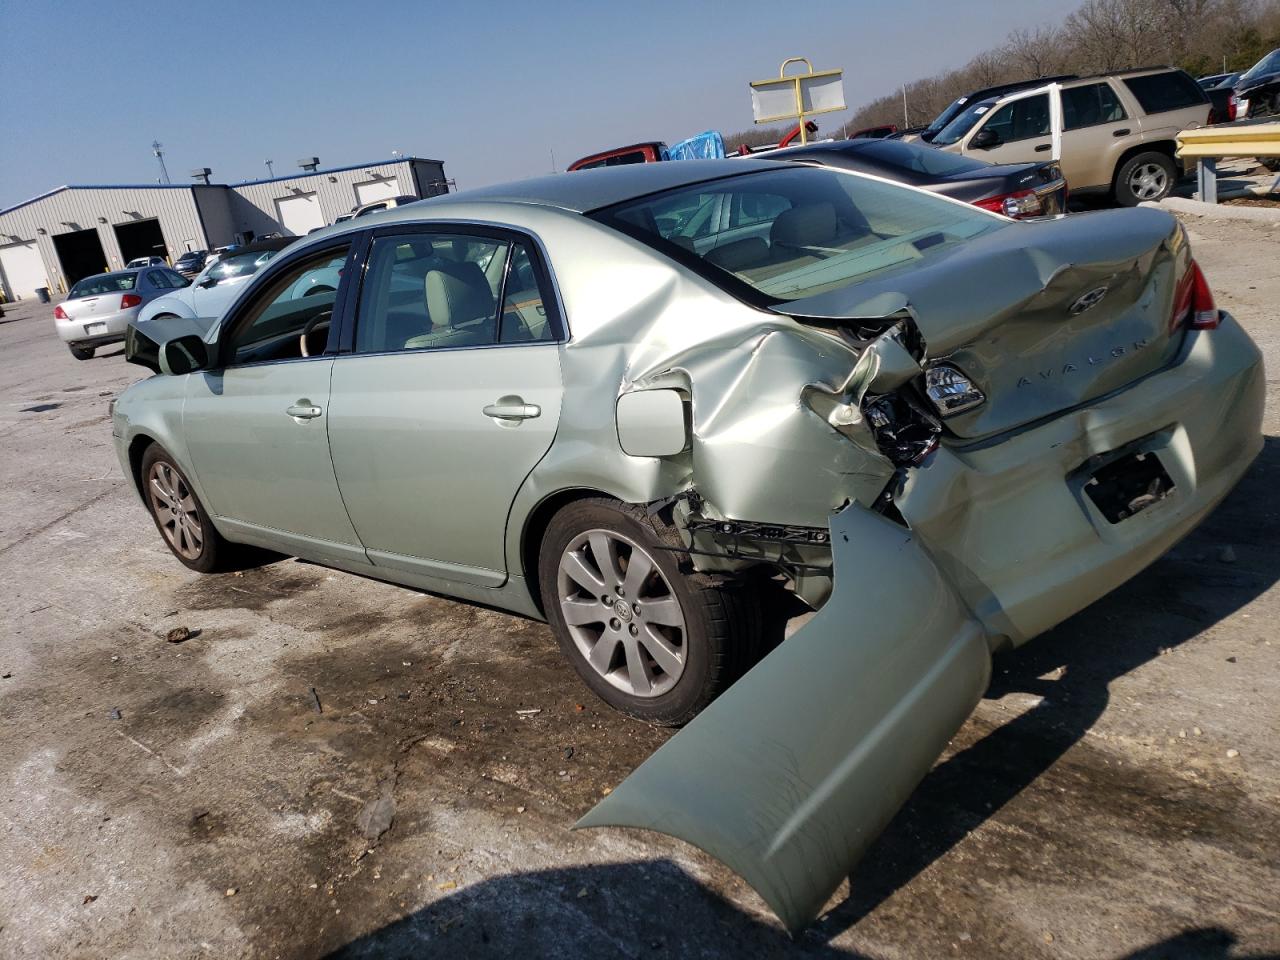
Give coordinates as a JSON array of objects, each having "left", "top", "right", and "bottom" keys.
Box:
[
  {"left": 152, "top": 140, "right": 171, "bottom": 184},
  {"left": 265, "top": 159, "right": 275, "bottom": 178}
]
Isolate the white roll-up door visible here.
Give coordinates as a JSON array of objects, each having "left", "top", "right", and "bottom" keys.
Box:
[
  {"left": 0, "top": 241, "right": 48, "bottom": 300},
  {"left": 354, "top": 178, "right": 402, "bottom": 206},
  {"left": 274, "top": 192, "right": 326, "bottom": 236}
]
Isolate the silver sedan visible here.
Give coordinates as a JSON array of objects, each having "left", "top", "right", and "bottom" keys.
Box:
[
  {"left": 54, "top": 266, "right": 190, "bottom": 360},
  {"left": 111, "top": 159, "right": 1263, "bottom": 932}
]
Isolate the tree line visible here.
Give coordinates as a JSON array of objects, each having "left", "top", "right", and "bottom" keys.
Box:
[{"left": 722, "top": 0, "right": 1280, "bottom": 149}]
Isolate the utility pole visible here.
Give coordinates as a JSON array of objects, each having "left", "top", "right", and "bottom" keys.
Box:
[
  {"left": 152, "top": 140, "right": 171, "bottom": 184},
  {"left": 265, "top": 159, "right": 275, "bottom": 177},
  {"left": 550, "top": 147, "right": 557, "bottom": 174},
  {"left": 902, "top": 85, "right": 910, "bottom": 128}
]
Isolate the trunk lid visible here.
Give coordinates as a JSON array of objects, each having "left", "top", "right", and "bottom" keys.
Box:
[
  {"left": 774, "top": 208, "right": 1186, "bottom": 440},
  {"left": 61, "top": 293, "right": 125, "bottom": 321}
]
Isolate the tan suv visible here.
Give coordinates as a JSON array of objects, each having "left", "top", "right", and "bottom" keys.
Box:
[{"left": 929, "top": 67, "right": 1210, "bottom": 205}]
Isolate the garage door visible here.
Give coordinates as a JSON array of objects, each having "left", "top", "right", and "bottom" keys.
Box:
[
  {"left": 354, "top": 178, "right": 402, "bottom": 206},
  {"left": 274, "top": 192, "right": 326, "bottom": 236},
  {"left": 0, "top": 241, "right": 48, "bottom": 300}
]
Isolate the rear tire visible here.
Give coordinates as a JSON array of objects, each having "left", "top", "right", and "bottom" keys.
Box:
[
  {"left": 1114, "top": 151, "right": 1176, "bottom": 206},
  {"left": 538, "top": 498, "right": 761, "bottom": 725},
  {"left": 69, "top": 344, "right": 94, "bottom": 361},
  {"left": 141, "top": 444, "right": 236, "bottom": 573}
]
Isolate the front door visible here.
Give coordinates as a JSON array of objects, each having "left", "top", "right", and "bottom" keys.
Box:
[
  {"left": 965, "top": 89, "right": 1054, "bottom": 167},
  {"left": 326, "top": 229, "right": 564, "bottom": 586},
  {"left": 182, "top": 241, "right": 365, "bottom": 563}
]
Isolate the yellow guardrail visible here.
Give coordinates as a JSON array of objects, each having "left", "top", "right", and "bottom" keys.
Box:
[
  {"left": 1175, "top": 120, "right": 1280, "bottom": 203},
  {"left": 1176, "top": 121, "right": 1280, "bottom": 159}
]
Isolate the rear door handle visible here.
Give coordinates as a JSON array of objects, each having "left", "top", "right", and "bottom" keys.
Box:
[
  {"left": 1113, "top": 128, "right": 1131, "bottom": 136},
  {"left": 286, "top": 400, "right": 323, "bottom": 420},
  {"left": 483, "top": 396, "right": 541, "bottom": 421},
  {"left": 1035, "top": 143, "right": 1052, "bottom": 152}
]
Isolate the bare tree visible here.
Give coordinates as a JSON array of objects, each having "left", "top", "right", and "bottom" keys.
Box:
[{"left": 1004, "top": 25, "right": 1069, "bottom": 77}]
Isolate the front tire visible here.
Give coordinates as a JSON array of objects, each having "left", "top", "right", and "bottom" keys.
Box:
[
  {"left": 1114, "top": 151, "right": 1176, "bottom": 206},
  {"left": 69, "top": 344, "right": 94, "bottom": 361},
  {"left": 538, "top": 498, "right": 760, "bottom": 725},
  {"left": 141, "top": 444, "right": 234, "bottom": 573}
]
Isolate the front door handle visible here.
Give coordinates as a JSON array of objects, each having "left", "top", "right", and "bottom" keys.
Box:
[
  {"left": 1035, "top": 143, "right": 1052, "bottom": 152},
  {"left": 1113, "top": 128, "right": 1131, "bottom": 136},
  {"left": 286, "top": 400, "right": 323, "bottom": 420},
  {"left": 483, "top": 396, "right": 541, "bottom": 422}
]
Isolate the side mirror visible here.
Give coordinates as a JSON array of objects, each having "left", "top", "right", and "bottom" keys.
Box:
[
  {"left": 198, "top": 276, "right": 218, "bottom": 288},
  {"left": 159, "top": 335, "right": 209, "bottom": 376},
  {"left": 971, "top": 128, "right": 1001, "bottom": 149}
]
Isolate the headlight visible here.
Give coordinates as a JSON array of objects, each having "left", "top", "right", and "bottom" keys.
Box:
[{"left": 924, "top": 365, "right": 985, "bottom": 417}]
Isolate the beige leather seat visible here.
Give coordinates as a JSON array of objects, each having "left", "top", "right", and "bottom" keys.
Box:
[{"left": 403, "top": 261, "right": 497, "bottom": 349}]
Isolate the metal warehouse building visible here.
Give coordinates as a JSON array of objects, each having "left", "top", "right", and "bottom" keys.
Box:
[{"left": 0, "top": 157, "right": 447, "bottom": 300}]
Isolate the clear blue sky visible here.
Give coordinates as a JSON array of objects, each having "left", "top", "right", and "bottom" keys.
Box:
[{"left": 0, "top": 0, "right": 1070, "bottom": 208}]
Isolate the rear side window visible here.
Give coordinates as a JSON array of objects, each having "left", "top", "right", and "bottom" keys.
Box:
[
  {"left": 1122, "top": 72, "right": 1207, "bottom": 114},
  {"left": 1062, "top": 82, "right": 1128, "bottom": 129},
  {"left": 69, "top": 273, "right": 138, "bottom": 297}
]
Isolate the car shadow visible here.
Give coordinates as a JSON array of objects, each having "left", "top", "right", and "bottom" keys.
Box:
[{"left": 813, "top": 435, "right": 1279, "bottom": 939}]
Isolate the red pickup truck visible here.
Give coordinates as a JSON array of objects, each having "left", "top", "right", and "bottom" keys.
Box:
[{"left": 567, "top": 142, "right": 668, "bottom": 171}]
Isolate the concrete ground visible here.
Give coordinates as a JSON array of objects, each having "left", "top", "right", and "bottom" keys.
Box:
[{"left": 1, "top": 211, "right": 1278, "bottom": 960}]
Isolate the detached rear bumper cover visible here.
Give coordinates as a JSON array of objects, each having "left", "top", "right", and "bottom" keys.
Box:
[{"left": 577, "top": 312, "right": 1264, "bottom": 933}]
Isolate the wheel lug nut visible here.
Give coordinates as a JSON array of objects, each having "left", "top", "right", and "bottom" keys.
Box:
[
  {"left": 633, "top": 603, "right": 641, "bottom": 615},
  {"left": 601, "top": 595, "right": 611, "bottom": 605},
  {"left": 609, "top": 618, "right": 621, "bottom": 631},
  {"left": 629, "top": 624, "right": 638, "bottom": 636}
]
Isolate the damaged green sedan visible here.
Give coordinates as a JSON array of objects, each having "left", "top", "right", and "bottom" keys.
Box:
[{"left": 113, "top": 160, "right": 1265, "bottom": 932}]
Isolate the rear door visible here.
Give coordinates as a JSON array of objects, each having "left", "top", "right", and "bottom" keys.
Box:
[
  {"left": 326, "top": 225, "right": 564, "bottom": 587},
  {"left": 1059, "top": 81, "right": 1134, "bottom": 189}
]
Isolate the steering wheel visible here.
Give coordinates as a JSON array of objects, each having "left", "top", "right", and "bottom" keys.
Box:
[{"left": 299, "top": 310, "right": 332, "bottom": 358}]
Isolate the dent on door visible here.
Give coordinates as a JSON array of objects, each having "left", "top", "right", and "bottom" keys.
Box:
[{"left": 576, "top": 505, "right": 991, "bottom": 932}]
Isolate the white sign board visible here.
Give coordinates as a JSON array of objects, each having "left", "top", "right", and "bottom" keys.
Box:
[{"left": 751, "top": 66, "right": 845, "bottom": 125}]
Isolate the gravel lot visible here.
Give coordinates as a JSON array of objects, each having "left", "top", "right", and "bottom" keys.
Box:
[{"left": 1, "top": 210, "right": 1278, "bottom": 960}]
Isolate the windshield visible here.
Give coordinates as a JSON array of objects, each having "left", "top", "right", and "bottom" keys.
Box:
[
  {"left": 208, "top": 249, "right": 278, "bottom": 281},
  {"left": 931, "top": 98, "right": 997, "bottom": 145},
  {"left": 856, "top": 139, "right": 989, "bottom": 175},
  {"left": 68, "top": 273, "right": 138, "bottom": 298},
  {"left": 592, "top": 166, "right": 1005, "bottom": 304},
  {"left": 924, "top": 95, "right": 970, "bottom": 135},
  {"left": 1241, "top": 49, "right": 1280, "bottom": 83}
]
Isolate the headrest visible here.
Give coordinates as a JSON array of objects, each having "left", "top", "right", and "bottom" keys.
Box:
[
  {"left": 425, "top": 261, "right": 494, "bottom": 328},
  {"left": 704, "top": 237, "right": 770, "bottom": 272},
  {"left": 771, "top": 202, "right": 837, "bottom": 247}
]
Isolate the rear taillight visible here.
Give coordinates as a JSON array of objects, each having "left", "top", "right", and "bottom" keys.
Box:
[
  {"left": 974, "top": 188, "right": 1043, "bottom": 219},
  {"left": 54, "top": 305, "right": 68, "bottom": 320},
  {"left": 1228, "top": 93, "right": 1239, "bottom": 122},
  {"left": 121, "top": 293, "right": 142, "bottom": 309},
  {"left": 1171, "top": 260, "right": 1219, "bottom": 331}
]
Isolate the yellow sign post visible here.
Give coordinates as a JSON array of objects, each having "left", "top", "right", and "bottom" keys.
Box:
[{"left": 749, "top": 58, "right": 846, "bottom": 146}]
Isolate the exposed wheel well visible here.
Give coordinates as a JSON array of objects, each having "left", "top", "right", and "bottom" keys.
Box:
[
  {"left": 127, "top": 435, "right": 156, "bottom": 501},
  {"left": 520, "top": 487, "right": 617, "bottom": 616}
]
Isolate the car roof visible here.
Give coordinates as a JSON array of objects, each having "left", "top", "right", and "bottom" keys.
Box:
[
  {"left": 421, "top": 159, "right": 781, "bottom": 214},
  {"left": 74, "top": 268, "right": 144, "bottom": 282}
]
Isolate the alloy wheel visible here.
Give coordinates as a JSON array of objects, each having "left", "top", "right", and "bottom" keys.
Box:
[
  {"left": 148, "top": 461, "right": 204, "bottom": 561},
  {"left": 1128, "top": 162, "right": 1169, "bottom": 201},
  {"left": 556, "top": 529, "right": 687, "bottom": 698}
]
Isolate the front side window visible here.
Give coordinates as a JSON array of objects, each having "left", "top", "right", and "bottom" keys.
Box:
[
  {"left": 980, "top": 93, "right": 1050, "bottom": 143},
  {"left": 1062, "top": 83, "right": 1128, "bottom": 129},
  {"left": 593, "top": 166, "right": 1006, "bottom": 303},
  {"left": 225, "top": 246, "right": 348, "bottom": 366}
]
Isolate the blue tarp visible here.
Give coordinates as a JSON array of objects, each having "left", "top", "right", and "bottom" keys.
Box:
[{"left": 667, "top": 130, "right": 726, "bottom": 161}]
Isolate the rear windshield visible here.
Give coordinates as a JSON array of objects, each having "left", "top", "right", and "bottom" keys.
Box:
[
  {"left": 855, "top": 139, "right": 989, "bottom": 175},
  {"left": 931, "top": 98, "right": 997, "bottom": 145},
  {"left": 591, "top": 166, "right": 1005, "bottom": 304},
  {"left": 69, "top": 273, "right": 138, "bottom": 298},
  {"left": 1122, "top": 71, "right": 1206, "bottom": 113}
]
